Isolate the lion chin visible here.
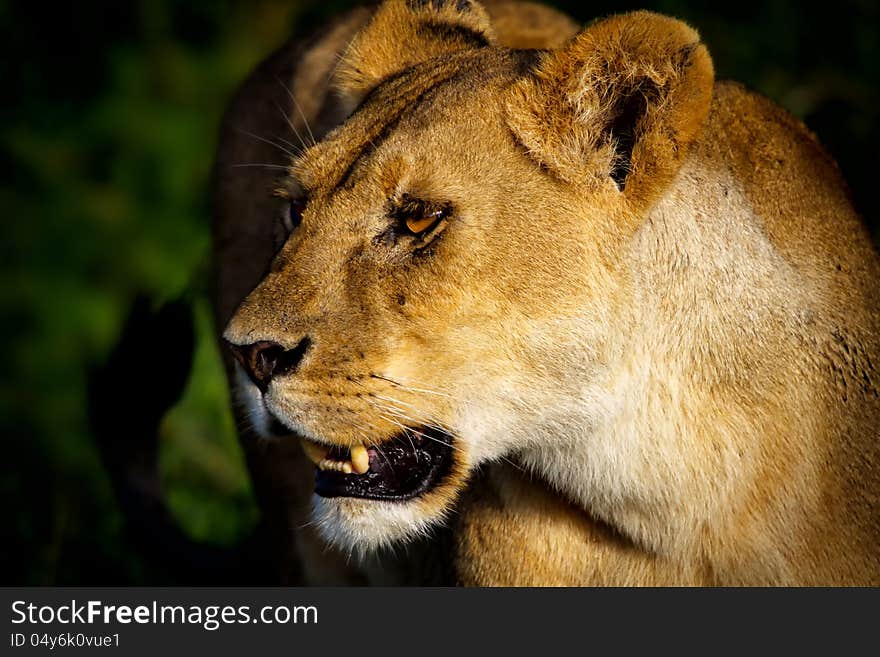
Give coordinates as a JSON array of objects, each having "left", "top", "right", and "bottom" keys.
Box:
[{"left": 310, "top": 496, "right": 443, "bottom": 556}]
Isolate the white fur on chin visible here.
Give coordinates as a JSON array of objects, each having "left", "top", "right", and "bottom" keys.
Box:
[{"left": 310, "top": 494, "right": 444, "bottom": 557}]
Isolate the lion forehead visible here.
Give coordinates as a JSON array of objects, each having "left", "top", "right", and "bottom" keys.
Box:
[{"left": 292, "top": 49, "right": 521, "bottom": 195}]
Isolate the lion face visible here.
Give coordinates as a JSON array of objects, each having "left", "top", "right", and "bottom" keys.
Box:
[
  {"left": 223, "top": 1, "right": 713, "bottom": 552},
  {"left": 224, "top": 52, "right": 606, "bottom": 551}
]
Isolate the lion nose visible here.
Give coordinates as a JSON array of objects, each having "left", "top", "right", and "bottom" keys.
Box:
[{"left": 225, "top": 337, "right": 312, "bottom": 391}]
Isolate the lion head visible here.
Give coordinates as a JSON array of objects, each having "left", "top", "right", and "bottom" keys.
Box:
[{"left": 223, "top": 0, "right": 713, "bottom": 553}]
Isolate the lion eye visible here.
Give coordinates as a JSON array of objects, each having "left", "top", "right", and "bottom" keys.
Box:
[
  {"left": 284, "top": 198, "right": 306, "bottom": 233},
  {"left": 405, "top": 210, "right": 445, "bottom": 235},
  {"left": 384, "top": 195, "right": 452, "bottom": 248}
]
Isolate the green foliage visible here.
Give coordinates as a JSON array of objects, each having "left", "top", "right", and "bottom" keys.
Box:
[{"left": 1, "top": 0, "right": 312, "bottom": 584}]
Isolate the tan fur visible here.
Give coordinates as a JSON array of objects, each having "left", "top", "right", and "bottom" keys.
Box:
[{"left": 214, "top": 0, "right": 880, "bottom": 585}]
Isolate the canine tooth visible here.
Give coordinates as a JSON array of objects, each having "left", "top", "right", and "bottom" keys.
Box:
[
  {"left": 350, "top": 444, "right": 370, "bottom": 474},
  {"left": 301, "top": 440, "right": 328, "bottom": 466}
]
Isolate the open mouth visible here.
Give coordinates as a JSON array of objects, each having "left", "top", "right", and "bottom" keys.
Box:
[{"left": 301, "top": 427, "right": 455, "bottom": 501}]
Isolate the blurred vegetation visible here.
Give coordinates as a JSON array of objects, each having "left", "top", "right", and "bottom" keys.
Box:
[{"left": 1, "top": 0, "right": 876, "bottom": 584}]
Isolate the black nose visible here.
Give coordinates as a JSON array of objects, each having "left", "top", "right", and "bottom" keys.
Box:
[{"left": 225, "top": 337, "right": 311, "bottom": 391}]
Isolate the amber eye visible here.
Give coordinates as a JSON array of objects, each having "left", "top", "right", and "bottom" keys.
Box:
[
  {"left": 384, "top": 195, "right": 452, "bottom": 248},
  {"left": 404, "top": 210, "right": 446, "bottom": 235},
  {"left": 283, "top": 198, "right": 306, "bottom": 233}
]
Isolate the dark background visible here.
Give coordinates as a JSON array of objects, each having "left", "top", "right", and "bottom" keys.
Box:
[{"left": 1, "top": 0, "right": 877, "bottom": 584}]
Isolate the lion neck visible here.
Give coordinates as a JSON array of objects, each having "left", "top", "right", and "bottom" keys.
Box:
[{"left": 515, "top": 156, "right": 811, "bottom": 558}]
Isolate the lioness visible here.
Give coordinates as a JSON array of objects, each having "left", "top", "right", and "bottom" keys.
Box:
[{"left": 213, "top": 0, "right": 880, "bottom": 585}]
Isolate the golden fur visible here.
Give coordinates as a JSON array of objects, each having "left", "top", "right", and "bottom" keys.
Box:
[{"left": 214, "top": 0, "right": 880, "bottom": 585}]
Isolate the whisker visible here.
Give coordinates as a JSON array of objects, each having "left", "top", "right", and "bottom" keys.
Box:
[
  {"left": 382, "top": 374, "right": 461, "bottom": 398},
  {"left": 371, "top": 405, "right": 418, "bottom": 452},
  {"left": 273, "top": 99, "right": 309, "bottom": 152},
  {"left": 374, "top": 410, "right": 464, "bottom": 456},
  {"left": 234, "top": 126, "right": 299, "bottom": 159},
  {"left": 374, "top": 414, "right": 447, "bottom": 463},
  {"left": 373, "top": 393, "right": 423, "bottom": 409},
  {"left": 348, "top": 418, "right": 383, "bottom": 439},
  {"left": 370, "top": 395, "right": 524, "bottom": 471},
  {"left": 497, "top": 454, "right": 528, "bottom": 474},
  {"left": 365, "top": 392, "right": 442, "bottom": 426},
  {"left": 370, "top": 373, "right": 455, "bottom": 399},
  {"left": 370, "top": 400, "right": 450, "bottom": 437},
  {"left": 272, "top": 101, "right": 310, "bottom": 153},
  {"left": 290, "top": 95, "right": 316, "bottom": 147},
  {"left": 296, "top": 517, "right": 320, "bottom": 531},
  {"left": 274, "top": 75, "right": 316, "bottom": 147},
  {"left": 373, "top": 443, "right": 395, "bottom": 473},
  {"left": 387, "top": 413, "right": 418, "bottom": 452}
]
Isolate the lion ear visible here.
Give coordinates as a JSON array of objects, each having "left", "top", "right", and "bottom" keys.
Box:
[
  {"left": 506, "top": 11, "right": 714, "bottom": 209},
  {"left": 334, "top": 0, "right": 495, "bottom": 106}
]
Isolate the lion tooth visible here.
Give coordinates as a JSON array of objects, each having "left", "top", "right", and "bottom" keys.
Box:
[
  {"left": 301, "top": 439, "right": 327, "bottom": 466},
  {"left": 308, "top": 443, "right": 366, "bottom": 475},
  {"left": 350, "top": 444, "right": 369, "bottom": 474}
]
